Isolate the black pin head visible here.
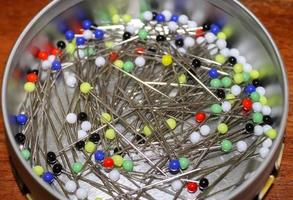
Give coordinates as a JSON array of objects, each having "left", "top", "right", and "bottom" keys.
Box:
[
  {"left": 228, "top": 56, "right": 237, "bottom": 65},
  {"left": 57, "top": 40, "right": 66, "bottom": 50},
  {"left": 152, "top": 12, "right": 158, "bottom": 20},
  {"left": 263, "top": 115, "right": 273, "bottom": 125},
  {"left": 52, "top": 163, "right": 63, "bottom": 176},
  {"left": 245, "top": 123, "right": 254, "bottom": 133},
  {"left": 89, "top": 133, "right": 100, "bottom": 143},
  {"left": 216, "top": 89, "right": 226, "bottom": 99},
  {"left": 78, "top": 112, "right": 88, "bottom": 122},
  {"left": 15, "top": 133, "right": 26, "bottom": 144},
  {"left": 199, "top": 177, "right": 209, "bottom": 190},
  {"left": 192, "top": 58, "right": 201, "bottom": 68},
  {"left": 202, "top": 23, "right": 211, "bottom": 31},
  {"left": 122, "top": 31, "right": 132, "bottom": 40},
  {"left": 75, "top": 141, "right": 85, "bottom": 151},
  {"left": 156, "top": 35, "right": 166, "bottom": 42},
  {"left": 47, "top": 151, "right": 57, "bottom": 164},
  {"left": 175, "top": 38, "right": 184, "bottom": 47},
  {"left": 252, "top": 79, "right": 261, "bottom": 87}
]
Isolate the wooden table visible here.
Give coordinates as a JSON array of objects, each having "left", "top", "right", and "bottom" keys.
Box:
[{"left": 0, "top": 0, "right": 292, "bottom": 199}]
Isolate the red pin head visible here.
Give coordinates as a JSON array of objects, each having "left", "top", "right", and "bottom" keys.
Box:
[
  {"left": 38, "top": 51, "right": 49, "bottom": 60},
  {"left": 195, "top": 112, "right": 206, "bottom": 123},
  {"left": 26, "top": 73, "right": 38, "bottom": 83},
  {"left": 195, "top": 28, "right": 204, "bottom": 38},
  {"left": 108, "top": 52, "right": 119, "bottom": 62},
  {"left": 186, "top": 182, "right": 198, "bottom": 193},
  {"left": 103, "top": 157, "right": 114, "bottom": 169},
  {"left": 135, "top": 47, "right": 145, "bottom": 55},
  {"left": 242, "top": 97, "right": 253, "bottom": 111}
]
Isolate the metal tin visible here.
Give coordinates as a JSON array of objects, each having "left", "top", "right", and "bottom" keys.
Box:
[{"left": 1, "top": 0, "right": 288, "bottom": 199}]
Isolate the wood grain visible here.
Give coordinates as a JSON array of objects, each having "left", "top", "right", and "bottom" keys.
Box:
[{"left": 0, "top": 0, "right": 292, "bottom": 199}]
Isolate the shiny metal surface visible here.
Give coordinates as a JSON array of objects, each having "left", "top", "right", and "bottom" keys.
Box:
[{"left": 1, "top": 0, "right": 288, "bottom": 199}]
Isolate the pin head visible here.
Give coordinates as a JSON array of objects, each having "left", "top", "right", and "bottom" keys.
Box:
[
  {"left": 156, "top": 34, "right": 166, "bottom": 42},
  {"left": 77, "top": 112, "right": 88, "bottom": 121},
  {"left": 252, "top": 79, "right": 261, "bottom": 87},
  {"left": 265, "top": 128, "right": 277, "bottom": 139},
  {"left": 47, "top": 151, "right": 57, "bottom": 164},
  {"left": 38, "top": 51, "right": 48, "bottom": 60},
  {"left": 169, "top": 159, "right": 180, "bottom": 172},
  {"left": 51, "top": 60, "right": 62, "bottom": 71},
  {"left": 95, "top": 150, "right": 105, "bottom": 162},
  {"left": 94, "top": 29, "right": 104, "bottom": 40},
  {"left": 263, "top": 115, "right": 273, "bottom": 125},
  {"left": 208, "top": 68, "right": 219, "bottom": 78},
  {"left": 143, "top": 125, "right": 153, "bottom": 137},
  {"left": 195, "top": 112, "right": 206, "bottom": 123},
  {"left": 175, "top": 38, "right": 184, "bottom": 47},
  {"left": 101, "top": 112, "right": 112, "bottom": 123},
  {"left": 15, "top": 132, "right": 26, "bottom": 144},
  {"left": 76, "top": 37, "right": 86, "bottom": 46},
  {"left": 80, "top": 82, "right": 92, "bottom": 94},
  {"left": 65, "top": 30, "right": 75, "bottom": 41},
  {"left": 123, "top": 61, "right": 134, "bottom": 73},
  {"left": 122, "top": 31, "right": 132, "bottom": 40},
  {"left": 82, "top": 19, "right": 92, "bottom": 30},
  {"left": 162, "top": 54, "right": 173, "bottom": 67},
  {"left": 16, "top": 114, "right": 28, "bottom": 125},
  {"left": 228, "top": 56, "right": 237, "bottom": 65},
  {"left": 103, "top": 157, "right": 115, "bottom": 169},
  {"left": 21, "top": 149, "right": 31, "bottom": 160},
  {"left": 33, "top": 165, "right": 44, "bottom": 176},
  {"left": 245, "top": 123, "right": 254, "bottom": 133},
  {"left": 57, "top": 40, "right": 66, "bottom": 50},
  {"left": 252, "top": 112, "right": 263, "bottom": 124},
  {"left": 166, "top": 118, "right": 176, "bottom": 129},
  {"left": 108, "top": 52, "right": 119, "bottom": 62},
  {"left": 179, "top": 157, "right": 189, "bottom": 170},
  {"left": 210, "top": 24, "right": 221, "bottom": 35},
  {"left": 65, "top": 180, "right": 77, "bottom": 193},
  {"left": 75, "top": 141, "right": 85, "bottom": 151},
  {"left": 211, "top": 103, "right": 222, "bottom": 113},
  {"left": 216, "top": 89, "right": 225, "bottom": 99},
  {"left": 202, "top": 23, "right": 210, "bottom": 31},
  {"left": 152, "top": 11, "right": 158, "bottom": 20},
  {"left": 24, "top": 82, "right": 36, "bottom": 93},
  {"left": 138, "top": 29, "right": 148, "bottom": 40},
  {"left": 26, "top": 73, "right": 38, "bottom": 82},
  {"left": 199, "top": 177, "right": 209, "bottom": 190},
  {"left": 112, "top": 155, "right": 123, "bottom": 167},
  {"left": 43, "top": 172, "right": 54, "bottom": 184},
  {"left": 245, "top": 84, "right": 256, "bottom": 94},
  {"left": 191, "top": 58, "right": 201, "bottom": 68},
  {"left": 52, "top": 163, "right": 63, "bottom": 175},
  {"left": 85, "top": 141, "right": 96, "bottom": 153},
  {"left": 171, "top": 14, "right": 179, "bottom": 22},
  {"left": 220, "top": 139, "right": 233, "bottom": 152},
  {"left": 89, "top": 133, "right": 100, "bottom": 143},
  {"left": 156, "top": 13, "right": 165, "bottom": 23},
  {"left": 217, "top": 123, "right": 228, "bottom": 134},
  {"left": 242, "top": 97, "right": 253, "bottom": 111},
  {"left": 105, "top": 128, "right": 116, "bottom": 140},
  {"left": 186, "top": 182, "right": 198, "bottom": 193},
  {"left": 122, "top": 160, "right": 134, "bottom": 172},
  {"left": 72, "top": 162, "right": 83, "bottom": 174}
]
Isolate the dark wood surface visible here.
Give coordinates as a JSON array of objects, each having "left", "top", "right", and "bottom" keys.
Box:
[{"left": 0, "top": 0, "right": 292, "bottom": 199}]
